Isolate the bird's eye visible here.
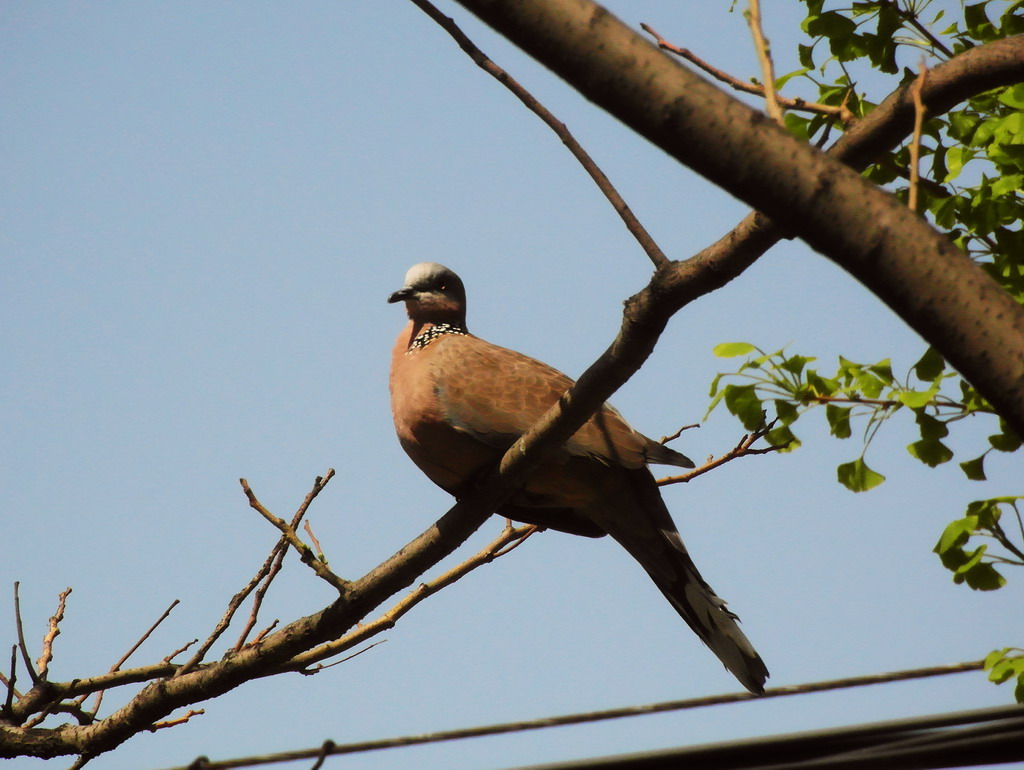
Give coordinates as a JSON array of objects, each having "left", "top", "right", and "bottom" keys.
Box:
[{"left": 439, "top": 283, "right": 447, "bottom": 290}]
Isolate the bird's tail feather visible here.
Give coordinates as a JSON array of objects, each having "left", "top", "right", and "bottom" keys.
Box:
[
  {"left": 596, "top": 470, "right": 769, "bottom": 694},
  {"left": 652, "top": 537, "right": 768, "bottom": 694}
]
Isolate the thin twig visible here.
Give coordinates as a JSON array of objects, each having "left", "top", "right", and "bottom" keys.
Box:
[
  {"left": 4, "top": 644, "right": 18, "bottom": 713},
  {"left": 23, "top": 700, "right": 94, "bottom": 729},
  {"left": 659, "top": 423, "right": 700, "bottom": 445},
  {"left": 36, "top": 587, "right": 72, "bottom": 680},
  {"left": 657, "top": 423, "right": 785, "bottom": 486},
  {"left": 879, "top": 0, "right": 954, "bottom": 58},
  {"left": 409, "top": 0, "right": 669, "bottom": 268},
  {"left": 304, "top": 521, "right": 326, "bottom": 563},
  {"left": 281, "top": 524, "right": 536, "bottom": 672},
  {"left": 179, "top": 470, "right": 336, "bottom": 670},
  {"left": 249, "top": 620, "right": 279, "bottom": 646},
  {"left": 641, "top": 23, "right": 854, "bottom": 125},
  {"left": 241, "top": 478, "right": 350, "bottom": 594},
  {"left": 149, "top": 709, "right": 204, "bottom": 732},
  {"left": 909, "top": 59, "right": 929, "bottom": 213},
  {"left": 91, "top": 599, "right": 180, "bottom": 715},
  {"left": 13, "top": 582, "right": 39, "bottom": 686},
  {"left": 238, "top": 470, "right": 336, "bottom": 649},
  {"left": 746, "top": 0, "right": 784, "bottom": 125},
  {"left": 301, "top": 641, "right": 386, "bottom": 675},
  {"left": 231, "top": 549, "right": 287, "bottom": 652},
  {"left": 163, "top": 638, "right": 199, "bottom": 663}
]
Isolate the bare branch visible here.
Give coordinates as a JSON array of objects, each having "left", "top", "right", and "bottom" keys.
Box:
[
  {"left": 241, "top": 478, "right": 350, "bottom": 595},
  {"left": 657, "top": 422, "right": 787, "bottom": 487},
  {"left": 282, "top": 523, "right": 536, "bottom": 672},
  {"left": 3, "top": 645, "right": 18, "bottom": 713},
  {"left": 746, "top": 0, "right": 784, "bottom": 125},
  {"left": 640, "top": 23, "right": 853, "bottom": 124},
  {"left": 409, "top": 0, "right": 669, "bottom": 268},
  {"left": 908, "top": 59, "right": 929, "bottom": 213},
  {"left": 163, "top": 639, "right": 198, "bottom": 663},
  {"left": 91, "top": 599, "right": 180, "bottom": 715},
  {"left": 12, "top": 583, "right": 38, "bottom": 687},
  {"left": 303, "top": 521, "right": 326, "bottom": 563},
  {"left": 35, "top": 587, "right": 71, "bottom": 680},
  {"left": 186, "top": 470, "right": 336, "bottom": 666},
  {"left": 149, "top": 709, "right": 204, "bottom": 732},
  {"left": 659, "top": 423, "right": 700, "bottom": 445}
]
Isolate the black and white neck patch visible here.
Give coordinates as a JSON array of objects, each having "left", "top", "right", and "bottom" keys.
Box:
[{"left": 409, "top": 322, "right": 468, "bottom": 351}]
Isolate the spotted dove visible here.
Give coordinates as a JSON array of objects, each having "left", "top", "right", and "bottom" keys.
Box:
[{"left": 388, "top": 262, "right": 768, "bottom": 693}]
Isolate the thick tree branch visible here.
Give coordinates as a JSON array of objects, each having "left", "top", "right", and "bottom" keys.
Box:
[{"left": 452, "top": 0, "right": 1024, "bottom": 435}]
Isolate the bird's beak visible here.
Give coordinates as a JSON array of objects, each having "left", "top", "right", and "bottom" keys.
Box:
[{"left": 387, "top": 286, "right": 414, "bottom": 304}]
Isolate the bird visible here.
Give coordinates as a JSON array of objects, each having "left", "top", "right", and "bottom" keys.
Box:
[{"left": 388, "top": 261, "right": 768, "bottom": 693}]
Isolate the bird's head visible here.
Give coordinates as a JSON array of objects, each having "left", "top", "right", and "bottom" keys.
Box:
[{"left": 388, "top": 262, "right": 467, "bottom": 324}]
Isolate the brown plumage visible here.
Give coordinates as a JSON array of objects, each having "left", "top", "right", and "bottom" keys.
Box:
[{"left": 388, "top": 262, "right": 768, "bottom": 693}]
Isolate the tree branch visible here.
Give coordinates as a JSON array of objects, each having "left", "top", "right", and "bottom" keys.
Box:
[
  {"left": 451, "top": 0, "right": 1024, "bottom": 436},
  {"left": 640, "top": 23, "right": 853, "bottom": 124},
  {"left": 409, "top": 0, "right": 669, "bottom": 268}
]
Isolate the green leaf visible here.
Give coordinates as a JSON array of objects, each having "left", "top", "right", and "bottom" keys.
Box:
[
  {"left": 867, "top": 359, "right": 894, "bottom": 383},
  {"left": 944, "top": 145, "right": 975, "bottom": 181},
  {"left": 913, "top": 347, "right": 945, "bottom": 382},
  {"left": 984, "top": 648, "right": 1011, "bottom": 670},
  {"left": 723, "top": 384, "right": 765, "bottom": 431},
  {"left": 780, "top": 354, "right": 814, "bottom": 376},
  {"left": 714, "top": 342, "right": 757, "bottom": 358},
  {"left": 965, "top": 498, "right": 1002, "bottom": 529},
  {"left": 826, "top": 404, "right": 852, "bottom": 439},
  {"left": 774, "top": 399, "right": 799, "bottom": 426},
  {"left": 989, "top": 427, "right": 1023, "bottom": 452},
  {"left": 898, "top": 390, "right": 934, "bottom": 408},
  {"left": 915, "top": 411, "right": 949, "bottom": 441},
  {"left": 952, "top": 546, "right": 1007, "bottom": 590},
  {"left": 766, "top": 424, "right": 800, "bottom": 452},
  {"left": 964, "top": 2, "right": 996, "bottom": 41},
  {"left": 775, "top": 67, "right": 811, "bottom": 90},
  {"left": 992, "top": 173, "right": 1024, "bottom": 197},
  {"left": 708, "top": 371, "right": 725, "bottom": 398},
  {"left": 806, "top": 370, "right": 839, "bottom": 397},
  {"left": 934, "top": 515, "right": 976, "bottom": 564},
  {"left": 997, "top": 84, "right": 1024, "bottom": 110},
  {"left": 959, "top": 455, "right": 987, "bottom": 481},
  {"left": 805, "top": 10, "right": 857, "bottom": 38},
  {"left": 907, "top": 438, "right": 954, "bottom": 467},
  {"left": 797, "top": 43, "right": 815, "bottom": 70},
  {"left": 837, "top": 458, "right": 886, "bottom": 492}
]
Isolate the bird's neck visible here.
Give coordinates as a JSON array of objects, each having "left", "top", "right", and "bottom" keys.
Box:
[{"left": 407, "top": 319, "right": 469, "bottom": 351}]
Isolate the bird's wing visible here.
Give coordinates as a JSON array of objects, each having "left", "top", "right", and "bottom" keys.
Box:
[{"left": 430, "top": 335, "right": 680, "bottom": 469}]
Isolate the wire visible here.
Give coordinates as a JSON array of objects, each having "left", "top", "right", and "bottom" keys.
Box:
[{"left": 164, "top": 659, "right": 989, "bottom": 770}]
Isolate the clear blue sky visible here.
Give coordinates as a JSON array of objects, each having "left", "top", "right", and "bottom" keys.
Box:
[{"left": 2, "top": 2, "right": 1021, "bottom": 768}]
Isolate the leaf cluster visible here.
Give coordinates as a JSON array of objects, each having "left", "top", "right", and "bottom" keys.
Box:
[
  {"left": 934, "top": 497, "right": 1024, "bottom": 590},
  {"left": 706, "top": 342, "right": 1018, "bottom": 490},
  {"left": 985, "top": 647, "right": 1024, "bottom": 702},
  {"left": 709, "top": 0, "right": 1024, "bottom": 700}
]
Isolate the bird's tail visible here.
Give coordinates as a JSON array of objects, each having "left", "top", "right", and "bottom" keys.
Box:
[
  {"left": 597, "top": 470, "right": 769, "bottom": 694},
  {"left": 645, "top": 528, "right": 768, "bottom": 694}
]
